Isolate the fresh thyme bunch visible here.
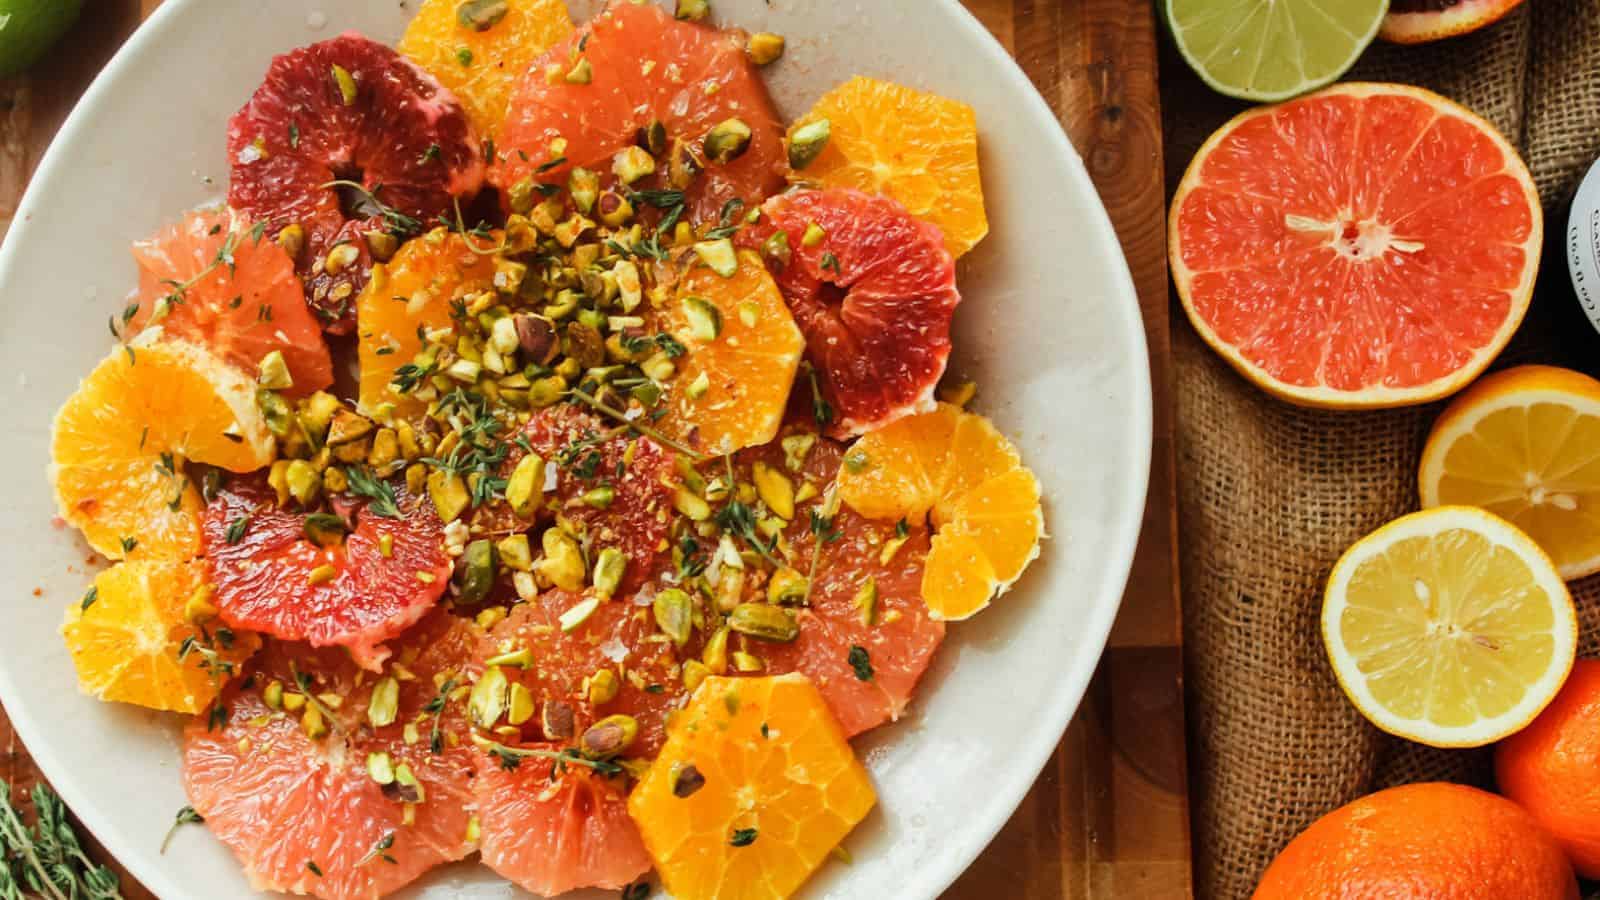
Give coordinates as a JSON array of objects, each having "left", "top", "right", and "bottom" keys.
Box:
[{"left": 0, "top": 780, "right": 121, "bottom": 900}]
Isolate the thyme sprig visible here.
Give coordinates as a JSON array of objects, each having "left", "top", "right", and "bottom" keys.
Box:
[
  {"left": 470, "top": 737, "right": 622, "bottom": 776},
  {"left": 318, "top": 180, "right": 423, "bottom": 237},
  {"left": 568, "top": 388, "right": 705, "bottom": 460},
  {"left": 0, "top": 779, "right": 122, "bottom": 900}
]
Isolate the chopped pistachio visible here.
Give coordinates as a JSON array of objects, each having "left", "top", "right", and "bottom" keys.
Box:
[
  {"left": 446, "top": 357, "right": 483, "bottom": 384},
  {"left": 303, "top": 513, "right": 348, "bottom": 548},
  {"left": 568, "top": 167, "right": 600, "bottom": 213},
  {"left": 427, "top": 470, "right": 471, "bottom": 522},
  {"left": 703, "top": 118, "right": 752, "bottom": 164},
  {"left": 732, "top": 650, "right": 765, "bottom": 672},
  {"left": 258, "top": 390, "right": 293, "bottom": 438},
  {"left": 879, "top": 533, "right": 909, "bottom": 565},
  {"left": 583, "top": 485, "right": 616, "bottom": 509},
  {"left": 527, "top": 374, "right": 567, "bottom": 408},
  {"left": 597, "top": 190, "right": 633, "bottom": 228},
  {"left": 183, "top": 584, "right": 218, "bottom": 625},
  {"left": 682, "top": 295, "right": 723, "bottom": 341},
  {"left": 580, "top": 714, "right": 638, "bottom": 759},
  {"left": 673, "top": 486, "right": 711, "bottom": 521},
  {"left": 674, "top": 0, "right": 709, "bottom": 21},
  {"left": 331, "top": 64, "right": 358, "bottom": 106},
  {"left": 612, "top": 146, "right": 656, "bottom": 184},
  {"left": 307, "top": 564, "right": 338, "bottom": 586},
  {"left": 263, "top": 680, "right": 285, "bottom": 710},
  {"left": 542, "top": 699, "right": 577, "bottom": 740},
  {"left": 737, "top": 300, "right": 760, "bottom": 328},
  {"left": 730, "top": 602, "right": 800, "bottom": 641},
  {"left": 702, "top": 626, "right": 730, "bottom": 674},
  {"left": 456, "top": 539, "right": 497, "bottom": 605},
  {"left": 379, "top": 533, "right": 395, "bottom": 558},
  {"left": 367, "top": 751, "right": 395, "bottom": 786},
  {"left": 780, "top": 433, "right": 816, "bottom": 472},
  {"left": 257, "top": 351, "right": 293, "bottom": 390},
  {"left": 653, "top": 588, "right": 693, "bottom": 647},
  {"left": 467, "top": 666, "right": 509, "bottom": 728},
  {"left": 693, "top": 238, "right": 738, "bottom": 277},
  {"left": 765, "top": 567, "right": 808, "bottom": 605},
  {"left": 614, "top": 259, "right": 643, "bottom": 312},
  {"left": 685, "top": 371, "right": 710, "bottom": 400},
  {"left": 642, "top": 353, "right": 677, "bottom": 382},
  {"left": 500, "top": 453, "right": 544, "bottom": 520},
  {"left": 507, "top": 682, "right": 535, "bottom": 726},
  {"left": 787, "top": 118, "right": 832, "bottom": 170},
  {"left": 752, "top": 462, "right": 795, "bottom": 520},
  {"left": 539, "top": 528, "right": 586, "bottom": 592},
  {"left": 368, "top": 676, "right": 400, "bottom": 728},
  {"left": 682, "top": 660, "right": 711, "bottom": 693},
  {"left": 854, "top": 576, "right": 879, "bottom": 626},
  {"left": 302, "top": 704, "right": 330, "bottom": 739},
  {"left": 485, "top": 645, "right": 532, "bottom": 668},
  {"left": 276, "top": 223, "right": 306, "bottom": 259},
  {"left": 637, "top": 119, "right": 668, "bottom": 156},
  {"left": 802, "top": 222, "right": 826, "bottom": 247},
  {"left": 506, "top": 177, "right": 536, "bottom": 214},
  {"left": 938, "top": 379, "right": 977, "bottom": 407},
  {"left": 325, "top": 242, "right": 360, "bottom": 275},
  {"left": 560, "top": 596, "right": 601, "bottom": 632},
  {"left": 587, "top": 668, "right": 620, "bottom": 706},
  {"left": 326, "top": 408, "right": 374, "bottom": 446},
  {"left": 564, "top": 57, "right": 593, "bottom": 84},
  {"left": 589, "top": 547, "right": 626, "bottom": 600},
  {"left": 668, "top": 137, "right": 703, "bottom": 189},
  {"left": 497, "top": 533, "right": 532, "bottom": 572},
  {"left": 747, "top": 31, "right": 785, "bottom": 65},
  {"left": 760, "top": 229, "right": 791, "bottom": 270},
  {"left": 285, "top": 459, "right": 320, "bottom": 506},
  {"left": 281, "top": 691, "right": 306, "bottom": 712},
  {"left": 456, "top": 0, "right": 509, "bottom": 31},
  {"left": 365, "top": 229, "right": 399, "bottom": 262}
]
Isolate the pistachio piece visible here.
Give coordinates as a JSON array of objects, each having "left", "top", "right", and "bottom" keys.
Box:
[
  {"left": 539, "top": 528, "right": 587, "bottom": 592},
  {"left": 268, "top": 459, "right": 292, "bottom": 506},
  {"left": 512, "top": 314, "right": 558, "bottom": 365},
  {"left": 668, "top": 137, "right": 703, "bottom": 189},
  {"left": 760, "top": 230, "right": 791, "bottom": 271},
  {"left": 427, "top": 470, "right": 471, "bottom": 523},
  {"left": 702, "top": 626, "right": 730, "bottom": 673},
  {"left": 368, "top": 676, "right": 400, "bottom": 728},
  {"left": 732, "top": 650, "right": 765, "bottom": 672},
  {"left": 702, "top": 118, "right": 752, "bottom": 165},
  {"left": 302, "top": 512, "right": 348, "bottom": 548},
  {"left": 765, "top": 567, "right": 808, "bottom": 606},
  {"left": 612, "top": 146, "right": 656, "bottom": 184},
  {"left": 276, "top": 223, "right": 306, "bottom": 259},
  {"left": 596, "top": 190, "right": 634, "bottom": 228},
  {"left": 564, "top": 57, "right": 593, "bottom": 84},
  {"left": 938, "top": 379, "right": 977, "bottom": 407},
  {"left": 580, "top": 714, "right": 639, "bottom": 759},
  {"left": 567, "top": 167, "right": 600, "bottom": 214},
  {"left": 492, "top": 260, "right": 527, "bottom": 298},
  {"left": 673, "top": 486, "right": 711, "bottom": 521},
  {"left": 467, "top": 666, "right": 509, "bottom": 728},
  {"left": 674, "top": 0, "right": 709, "bottom": 21},
  {"left": 672, "top": 763, "right": 707, "bottom": 798},
  {"left": 541, "top": 699, "right": 577, "bottom": 740},
  {"left": 506, "top": 682, "right": 535, "bottom": 726},
  {"left": 258, "top": 390, "right": 293, "bottom": 438},
  {"left": 653, "top": 588, "right": 694, "bottom": 647},
  {"left": 802, "top": 222, "right": 827, "bottom": 247},
  {"left": 587, "top": 668, "right": 620, "bottom": 706},
  {"left": 307, "top": 564, "right": 338, "bottom": 586},
  {"left": 747, "top": 31, "right": 785, "bottom": 65},
  {"left": 505, "top": 453, "right": 547, "bottom": 519},
  {"left": 751, "top": 462, "right": 795, "bottom": 520},
  {"left": 693, "top": 238, "right": 738, "bottom": 277},
  {"left": 393, "top": 763, "right": 425, "bottom": 803},
  {"left": 257, "top": 351, "right": 293, "bottom": 391},
  {"left": 787, "top": 118, "right": 831, "bottom": 171},
  {"left": 367, "top": 751, "right": 396, "bottom": 785},
  {"left": 456, "top": 0, "right": 509, "bottom": 31},
  {"left": 496, "top": 534, "right": 532, "bottom": 572},
  {"left": 642, "top": 353, "right": 677, "bottom": 382},
  {"left": 582, "top": 485, "right": 616, "bottom": 510},
  {"left": 681, "top": 660, "right": 711, "bottom": 694},
  {"left": 685, "top": 371, "right": 710, "bottom": 400},
  {"left": 325, "top": 242, "right": 360, "bottom": 275},
  {"left": 263, "top": 680, "right": 285, "bottom": 710},
  {"left": 326, "top": 408, "right": 375, "bottom": 446},
  {"left": 331, "top": 64, "right": 358, "bottom": 106},
  {"left": 527, "top": 374, "right": 568, "bottom": 408},
  {"left": 729, "top": 602, "right": 800, "bottom": 642},
  {"left": 592, "top": 547, "right": 626, "bottom": 600},
  {"left": 285, "top": 459, "right": 321, "bottom": 507},
  {"left": 682, "top": 295, "right": 723, "bottom": 341},
  {"left": 780, "top": 433, "right": 816, "bottom": 472},
  {"left": 636, "top": 119, "right": 667, "bottom": 156},
  {"left": 854, "top": 576, "right": 879, "bottom": 626},
  {"left": 302, "top": 704, "right": 330, "bottom": 739},
  {"left": 456, "top": 539, "right": 497, "bottom": 604},
  {"left": 365, "top": 229, "right": 399, "bottom": 262},
  {"left": 183, "top": 584, "right": 218, "bottom": 625}
]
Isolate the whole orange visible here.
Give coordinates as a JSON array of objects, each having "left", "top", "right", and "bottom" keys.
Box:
[
  {"left": 1497, "top": 658, "right": 1600, "bottom": 878},
  {"left": 1252, "top": 782, "right": 1577, "bottom": 899}
]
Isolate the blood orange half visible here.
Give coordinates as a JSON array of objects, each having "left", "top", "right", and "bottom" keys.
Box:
[
  {"left": 493, "top": 0, "right": 785, "bottom": 223},
  {"left": 126, "top": 209, "right": 333, "bottom": 397},
  {"left": 741, "top": 188, "right": 960, "bottom": 437},
  {"left": 183, "top": 610, "right": 481, "bottom": 900},
  {"left": 1169, "top": 82, "right": 1541, "bottom": 408},
  {"left": 201, "top": 474, "right": 451, "bottom": 671},
  {"left": 228, "top": 32, "right": 484, "bottom": 333}
]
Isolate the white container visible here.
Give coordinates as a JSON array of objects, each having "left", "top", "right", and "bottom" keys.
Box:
[{"left": 1568, "top": 156, "right": 1600, "bottom": 334}]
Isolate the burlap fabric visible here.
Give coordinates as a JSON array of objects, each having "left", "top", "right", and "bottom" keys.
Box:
[{"left": 1162, "top": 3, "right": 1600, "bottom": 898}]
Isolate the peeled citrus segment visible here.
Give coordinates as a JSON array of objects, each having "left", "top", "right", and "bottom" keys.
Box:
[
  {"left": 50, "top": 340, "right": 275, "bottom": 561},
  {"left": 657, "top": 249, "right": 805, "bottom": 454},
  {"left": 789, "top": 75, "right": 987, "bottom": 257},
  {"left": 741, "top": 188, "right": 959, "bottom": 437},
  {"left": 357, "top": 230, "right": 498, "bottom": 419},
  {"left": 397, "top": 0, "right": 573, "bottom": 136},
  {"left": 493, "top": 0, "right": 785, "bottom": 223},
  {"left": 837, "top": 403, "right": 1043, "bottom": 620},
  {"left": 1322, "top": 506, "right": 1578, "bottom": 748},
  {"left": 1169, "top": 83, "right": 1541, "bottom": 408},
  {"left": 628, "top": 674, "right": 876, "bottom": 900},
  {"left": 474, "top": 746, "right": 651, "bottom": 896},
  {"left": 182, "top": 611, "right": 480, "bottom": 899},
  {"left": 228, "top": 33, "right": 485, "bottom": 333},
  {"left": 1420, "top": 365, "right": 1600, "bottom": 579},
  {"left": 127, "top": 209, "right": 333, "bottom": 397},
  {"left": 1165, "top": 0, "right": 1386, "bottom": 102},
  {"left": 61, "top": 559, "right": 260, "bottom": 714}
]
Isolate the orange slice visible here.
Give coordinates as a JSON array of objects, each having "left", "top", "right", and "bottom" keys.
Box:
[
  {"left": 1419, "top": 365, "right": 1600, "bottom": 579},
  {"left": 788, "top": 76, "right": 987, "bottom": 258},
  {"left": 836, "top": 403, "right": 1042, "bottom": 620},
  {"left": 628, "top": 674, "right": 876, "bottom": 900},
  {"left": 397, "top": 0, "right": 574, "bottom": 137},
  {"left": 356, "top": 230, "right": 499, "bottom": 419},
  {"left": 657, "top": 249, "right": 806, "bottom": 454},
  {"left": 50, "top": 340, "right": 275, "bottom": 561},
  {"left": 62, "top": 559, "right": 260, "bottom": 714}
]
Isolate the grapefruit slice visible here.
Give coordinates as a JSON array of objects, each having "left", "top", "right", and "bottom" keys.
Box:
[
  {"left": 228, "top": 32, "right": 485, "bottom": 334},
  {"left": 1169, "top": 82, "right": 1541, "bottom": 408},
  {"left": 740, "top": 188, "right": 960, "bottom": 438},
  {"left": 493, "top": 0, "right": 785, "bottom": 223},
  {"left": 1381, "top": 0, "right": 1526, "bottom": 44},
  {"left": 200, "top": 474, "right": 451, "bottom": 671},
  {"left": 473, "top": 743, "right": 651, "bottom": 896},
  {"left": 183, "top": 610, "right": 481, "bottom": 899},
  {"left": 737, "top": 435, "right": 946, "bottom": 735},
  {"left": 126, "top": 209, "right": 332, "bottom": 397}
]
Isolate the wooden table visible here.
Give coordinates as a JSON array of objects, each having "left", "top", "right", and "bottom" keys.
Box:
[{"left": 0, "top": 2, "right": 1187, "bottom": 897}]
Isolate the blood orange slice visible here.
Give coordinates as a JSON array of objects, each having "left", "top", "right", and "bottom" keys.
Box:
[
  {"left": 200, "top": 474, "right": 451, "bottom": 670},
  {"left": 738, "top": 435, "right": 945, "bottom": 735},
  {"left": 228, "top": 32, "right": 485, "bottom": 334},
  {"left": 741, "top": 188, "right": 960, "bottom": 437},
  {"left": 1169, "top": 82, "right": 1541, "bottom": 408},
  {"left": 493, "top": 0, "right": 785, "bottom": 223},
  {"left": 473, "top": 743, "right": 651, "bottom": 896},
  {"left": 183, "top": 610, "right": 481, "bottom": 899},
  {"left": 125, "top": 209, "right": 332, "bottom": 397}
]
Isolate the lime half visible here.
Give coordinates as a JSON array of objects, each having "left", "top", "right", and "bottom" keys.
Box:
[
  {"left": 0, "top": 0, "right": 84, "bottom": 78},
  {"left": 1165, "top": 0, "right": 1388, "bottom": 102}
]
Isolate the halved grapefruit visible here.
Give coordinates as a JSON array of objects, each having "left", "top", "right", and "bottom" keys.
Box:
[
  {"left": 183, "top": 610, "right": 480, "bottom": 899},
  {"left": 740, "top": 188, "right": 960, "bottom": 437},
  {"left": 227, "top": 32, "right": 484, "bottom": 333},
  {"left": 1169, "top": 83, "right": 1541, "bottom": 408},
  {"left": 200, "top": 474, "right": 451, "bottom": 671},
  {"left": 126, "top": 209, "right": 332, "bottom": 397},
  {"left": 493, "top": 0, "right": 785, "bottom": 223}
]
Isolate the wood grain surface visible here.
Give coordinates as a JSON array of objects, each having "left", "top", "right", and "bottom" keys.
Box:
[{"left": 0, "top": 1, "right": 1187, "bottom": 897}]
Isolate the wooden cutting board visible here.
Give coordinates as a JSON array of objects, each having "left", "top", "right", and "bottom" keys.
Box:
[{"left": 0, "top": 1, "right": 1187, "bottom": 897}]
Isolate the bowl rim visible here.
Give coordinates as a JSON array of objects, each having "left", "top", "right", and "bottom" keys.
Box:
[{"left": 0, "top": 1, "right": 1152, "bottom": 897}]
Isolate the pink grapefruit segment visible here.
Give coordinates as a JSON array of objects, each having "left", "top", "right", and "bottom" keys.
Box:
[
  {"left": 1380, "top": 0, "right": 1526, "bottom": 44},
  {"left": 1169, "top": 83, "right": 1540, "bottom": 408}
]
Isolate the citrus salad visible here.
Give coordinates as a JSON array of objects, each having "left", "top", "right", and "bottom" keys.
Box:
[{"left": 47, "top": 1, "right": 1045, "bottom": 897}]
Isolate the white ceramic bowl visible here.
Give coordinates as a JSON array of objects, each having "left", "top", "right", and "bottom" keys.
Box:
[{"left": 0, "top": 1, "right": 1150, "bottom": 897}]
